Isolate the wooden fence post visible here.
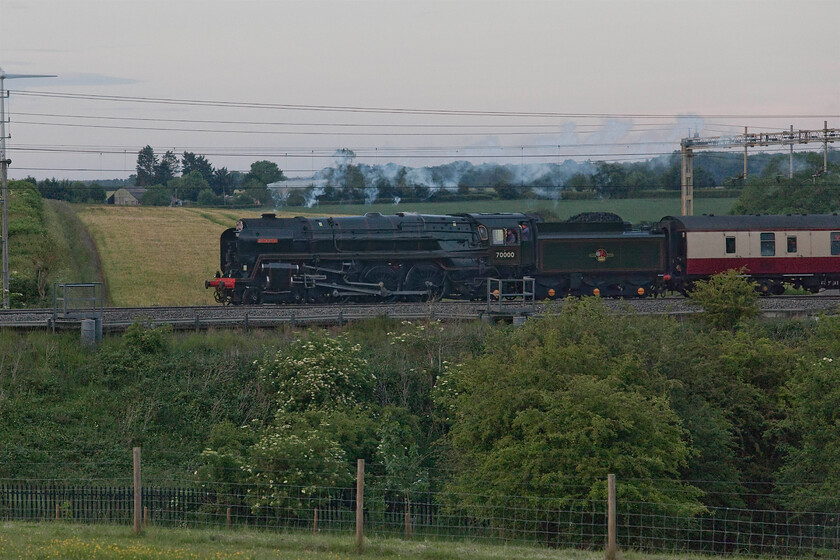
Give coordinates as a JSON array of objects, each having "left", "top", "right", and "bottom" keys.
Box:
[
  {"left": 606, "top": 473, "right": 618, "bottom": 560},
  {"left": 226, "top": 507, "right": 232, "bottom": 529},
  {"left": 355, "top": 459, "right": 365, "bottom": 551},
  {"left": 404, "top": 498, "right": 411, "bottom": 540},
  {"left": 133, "top": 447, "right": 142, "bottom": 535},
  {"left": 313, "top": 507, "right": 318, "bottom": 533}
]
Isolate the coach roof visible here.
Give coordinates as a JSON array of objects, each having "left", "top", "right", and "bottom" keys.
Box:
[{"left": 661, "top": 214, "right": 840, "bottom": 231}]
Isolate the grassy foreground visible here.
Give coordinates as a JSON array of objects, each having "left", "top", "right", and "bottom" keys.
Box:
[{"left": 0, "top": 522, "right": 608, "bottom": 560}]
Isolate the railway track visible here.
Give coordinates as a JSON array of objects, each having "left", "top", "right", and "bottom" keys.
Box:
[{"left": 1, "top": 294, "right": 839, "bottom": 332}]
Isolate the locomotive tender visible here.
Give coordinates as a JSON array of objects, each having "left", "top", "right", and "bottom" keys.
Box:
[{"left": 205, "top": 211, "right": 840, "bottom": 304}]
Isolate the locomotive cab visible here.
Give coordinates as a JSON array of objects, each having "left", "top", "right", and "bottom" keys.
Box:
[{"left": 466, "top": 213, "right": 539, "bottom": 270}]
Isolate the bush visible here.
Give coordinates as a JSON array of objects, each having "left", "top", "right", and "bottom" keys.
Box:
[
  {"left": 257, "top": 332, "right": 373, "bottom": 413},
  {"left": 141, "top": 186, "right": 172, "bottom": 206},
  {"left": 122, "top": 320, "right": 173, "bottom": 354},
  {"left": 197, "top": 189, "right": 224, "bottom": 207},
  {"left": 689, "top": 269, "right": 759, "bottom": 330}
]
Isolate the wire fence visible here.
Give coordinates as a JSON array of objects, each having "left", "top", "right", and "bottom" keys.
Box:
[
  {"left": 2, "top": 445, "right": 840, "bottom": 559},
  {"left": 2, "top": 476, "right": 840, "bottom": 558}
]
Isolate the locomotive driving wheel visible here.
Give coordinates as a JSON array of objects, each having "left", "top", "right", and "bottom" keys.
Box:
[
  {"left": 363, "top": 265, "right": 401, "bottom": 301},
  {"left": 404, "top": 264, "right": 446, "bottom": 301}
]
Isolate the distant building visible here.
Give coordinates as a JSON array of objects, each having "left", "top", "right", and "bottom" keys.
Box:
[{"left": 106, "top": 187, "right": 146, "bottom": 205}]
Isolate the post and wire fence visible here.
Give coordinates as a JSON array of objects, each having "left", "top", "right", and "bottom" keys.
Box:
[{"left": 2, "top": 449, "right": 840, "bottom": 557}]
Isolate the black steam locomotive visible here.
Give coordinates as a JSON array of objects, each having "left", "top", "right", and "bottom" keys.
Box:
[{"left": 206, "top": 211, "right": 840, "bottom": 304}]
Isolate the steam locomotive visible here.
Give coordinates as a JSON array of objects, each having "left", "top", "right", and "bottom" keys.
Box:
[{"left": 205, "top": 211, "right": 840, "bottom": 304}]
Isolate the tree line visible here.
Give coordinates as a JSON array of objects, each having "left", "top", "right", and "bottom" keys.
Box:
[
  {"left": 133, "top": 146, "right": 284, "bottom": 207},
  {"left": 25, "top": 145, "right": 839, "bottom": 213}
]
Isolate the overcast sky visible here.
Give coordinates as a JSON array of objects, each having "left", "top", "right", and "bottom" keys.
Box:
[{"left": 1, "top": 0, "right": 838, "bottom": 180}]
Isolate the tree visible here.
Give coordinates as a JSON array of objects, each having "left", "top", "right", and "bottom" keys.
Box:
[
  {"left": 135, "top": 146, "right": 157, "bottom": 186},
  {"left": 181, "top": 152, "right": 214, "bottom": 183},
  {"left": 154, "top": 150, "right": 180, "bottom": 185},
  {"left": 731, "top": 174, "right": 840, "bottom": 215},
  {"left": 688, "top": 269, "right": 759, "bottom": 331},
  {"left": 565, "top": 172, "right": 591, "bottom": 190},
  {"left": 244, "top": 421, "right": 353, "bottom": 517},
  {"left": 438, "top": 298, "right": 704, "bottom": 535},
  {"left": 196, "top": 332, "right": 378, "bottom": 518},
  {"left": 211, "top": 167, "right": 233, "bottom": 197},
  {"left": 593, "top": 162, "right": 629, "bottom": 198},
  {"left": 775, "top": 355, "right": 840, "bottom": 512},
  {"left": 663, "top": 327, "right": 797, "bottom": 507},
  {"left": 241, "top": 178, "right": 272, "bottom": 206},
  {"left": 140, "top": 185, "right": 172, "bottom": 206},
  {"left": 85, "top": 182, "right": 107, "bottom": 204},
  {"left": 245, "top": 160, "right": 285, "bottom": 186},
  {"left": 774, "top": 315, "right": 840, "bottom": 512},
  {"left": 197, "top": 188, "right": 223, "bottom": 206},
  {"left": 168, "top": 170, "right": 209, "bottom": 202}
]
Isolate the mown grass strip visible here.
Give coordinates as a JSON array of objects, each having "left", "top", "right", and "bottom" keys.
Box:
[{"left": 3, "top": 521, "right": 733, "bottom": 560}]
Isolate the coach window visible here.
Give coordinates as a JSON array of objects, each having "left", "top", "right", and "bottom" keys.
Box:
[
  {"left": 760, "top": 233, "right": 775, "bottom": 256},
  {"left": 832, "top": 232, "right": 840, "bottom": 255},
  {"left": 787, "top": 236, "right": 797, "bottom": 254},
  {"left": 725, "top": 237, "right": 736, "bottom": 254}
]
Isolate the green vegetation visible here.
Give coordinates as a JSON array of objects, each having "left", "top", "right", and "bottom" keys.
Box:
[
  {"left": 6, "top": 180, "right": 49, "bottom": 305},
  {"left": 730, "top": 153, "right": 840, "bottom": 215},
  {"left": 6, "top": 181, "right": 102, "bottom": 306},
  {"left": 0, "top": 522, "right": 610, "bottom": 560},
  {"left": 687, "top": 268, "right": 760, "bottom": 331},
  {"left": 4, "top": 284, "right": 840, "bottom": 554},
  {"left": 1, "top": 296, "right": 839, "bottom": 517},
  {"left": 25, "top": 146, "right": 839, "bottom": 217}
]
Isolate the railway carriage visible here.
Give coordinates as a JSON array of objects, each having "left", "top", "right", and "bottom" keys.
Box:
[{"left": 659, "top": 214, "right": 840, "bottom": 294}]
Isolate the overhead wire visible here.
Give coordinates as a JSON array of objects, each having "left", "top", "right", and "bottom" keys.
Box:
[
  {"left": 4, "top": 88, "right": 837, "bottom": 183},
  {"left": 13, "top": 90, "right": 840, "bottom": 120}
]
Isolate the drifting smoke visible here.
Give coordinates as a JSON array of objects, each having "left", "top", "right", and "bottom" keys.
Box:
[
  {"left": 267, "top": 116, "right": 724, "bottom": 208},
  {"left": 272, "top": 157, "right": 598, "bottom": 208}
]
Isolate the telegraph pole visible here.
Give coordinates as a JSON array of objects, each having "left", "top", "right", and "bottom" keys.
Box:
[{"left": 0, "top": 68, "right": 56, "bottom": 308}]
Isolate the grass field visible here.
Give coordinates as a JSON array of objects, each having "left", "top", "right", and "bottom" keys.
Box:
[
  {"left": 0, "top": 522, "right": 753, "bottom": 560},
  {"left": 71, "top": 198, "right": 735, "bottom": 307},
  {"left": 73, "top": 206, "right": 271, "bottom": 306}
]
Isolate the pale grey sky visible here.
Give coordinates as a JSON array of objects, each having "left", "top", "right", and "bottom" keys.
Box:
[{"left": 1, "top": 0, "right": 838, "bottom": 180}]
